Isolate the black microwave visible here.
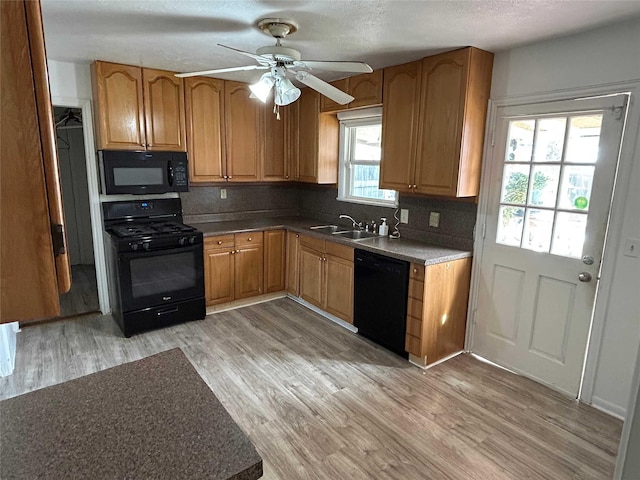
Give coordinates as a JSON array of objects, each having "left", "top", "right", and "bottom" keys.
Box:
[{"left": 99, "top": 150, "right": 189, "bottom": 195}]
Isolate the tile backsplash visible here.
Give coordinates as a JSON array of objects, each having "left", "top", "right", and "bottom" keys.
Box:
[{"left": 182, "top": 183, "right": 476, "bottom": 250}]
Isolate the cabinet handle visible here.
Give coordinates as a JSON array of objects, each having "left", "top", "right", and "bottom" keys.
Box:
[
  {"left": 217, "top": 240, "right": 223, "bottom": 245},
  {"left": 413, "top": 268, "right": 417, "bottom": 273},
  {"left": 228, "top": 175, "right": 233, "bottom": 179},
  {"left": 408, "top": 184, "right": 411, "bottom": 189},
  {"left": 413, "top": 184, "right": 417, "bottom": 189},
  {"left": 296, "top": 234, "right": 299, "bottom": 238},
  {"left": 248, "top": 237, "right": 252, "bottom": 241},
  {"left": 285, "top": 175, "right": 289, "bottom": 179}
]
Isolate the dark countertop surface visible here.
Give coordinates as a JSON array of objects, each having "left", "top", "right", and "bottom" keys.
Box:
[
  {"left": 189, "top": 216, "right": 472, "bottom": 266},
  {"left": 0, "top": 348, "right": 263, "bottom": 480}
]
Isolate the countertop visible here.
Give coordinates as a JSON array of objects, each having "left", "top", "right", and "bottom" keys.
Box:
[
  {"left": 0, "top": 348, "right": 263, "bottom": 480},
  {"left": 190, "top": 216, "right": 472, "bottom": 266}
]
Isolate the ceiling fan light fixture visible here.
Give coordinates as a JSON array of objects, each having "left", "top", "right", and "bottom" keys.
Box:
[
  {"left": 249, "top": 73, "right": 274, "bottom": 103},
  {"left": 274, "top": 76, "right": 301, "bottom": 106}
]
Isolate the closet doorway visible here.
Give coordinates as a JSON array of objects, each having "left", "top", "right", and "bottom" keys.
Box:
[{"left": 54, "top": 106, "right": 99, "bottom": 318}]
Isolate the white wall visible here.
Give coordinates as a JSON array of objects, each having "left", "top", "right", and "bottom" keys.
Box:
[
  {"left": 48, "top": 60, "right": 92, "bottom": 99},
  {"left": 491, "top": 17, "right": 640, "bottom": 417}
]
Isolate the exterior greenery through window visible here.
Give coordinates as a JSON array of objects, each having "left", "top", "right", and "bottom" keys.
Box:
[{"left": 337, "top": 111, "right": 398, "bottom": 207}]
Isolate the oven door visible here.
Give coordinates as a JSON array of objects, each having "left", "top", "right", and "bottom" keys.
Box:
[{"left": 117, "top": 244, "right": 204, "bottom": 312}]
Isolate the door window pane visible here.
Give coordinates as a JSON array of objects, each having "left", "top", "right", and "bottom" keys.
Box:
[
  {"left": 501, "top": 164, "right": 530, "bottom": 205},
  {"left": 565, "top": 115, "right": 602, "bottom": 164},
  {"left": 528, "top": 165, "right": 560, "bottom": 208},
  {"left": 497, "top": 206, "right": 525, "bottom": 247},
  {"left": 506, "top": 120, "right": 535, "bottom": 162},
  {"left": 552, "top": 212, "right": 588, "bottom": 258},
  {"left": 533, "top": 118, "right": 566, "bottom": 163},
  {"left": 558, "top": 165, "right": 595, "bottom": 211},
  {"left": 522, "top": 209, "right": 554, "bottom": 252}
]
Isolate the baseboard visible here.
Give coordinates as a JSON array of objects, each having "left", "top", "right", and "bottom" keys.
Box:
[
  {"left": 287, "top": 294, "right": 358, "bottom": 333},
  {"left": 205, "top": 291, "right": 287, "bottom": 315},
  {"left": 590, "top": 395, "right": 626, "bottom": 420}
]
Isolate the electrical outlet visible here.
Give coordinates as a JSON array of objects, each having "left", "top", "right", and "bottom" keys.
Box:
[
  {"left": 400, "top": 209, "right": 409, "bottom": 224},
  {"left": 220, "top": 188, "right": 227, "bottom": 199},
  {"left": 429, "top": 212, "right": 440, "bottom": 228},
  {"left": 624, "top": 237, "right": 639, "bottom": 258}
]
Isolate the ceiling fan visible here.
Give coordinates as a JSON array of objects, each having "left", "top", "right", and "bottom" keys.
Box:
[{"left": 176, "top": 18, "right": 373, "bottom": 112}]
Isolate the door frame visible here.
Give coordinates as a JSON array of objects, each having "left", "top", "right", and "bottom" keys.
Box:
[
  {"left": 466, "top": 80, "right": 640, "bottom": 410},
  {"left": 52, "top": 96, "right": 110, "bottom": 315}
]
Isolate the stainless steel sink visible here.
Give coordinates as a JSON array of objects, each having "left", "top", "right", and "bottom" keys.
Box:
[
  {"left": 309, "top": 225, "right": 340, "bottom": 234},
  {"left": 331, "top": 230, "right": 379, "bottom": 240}
]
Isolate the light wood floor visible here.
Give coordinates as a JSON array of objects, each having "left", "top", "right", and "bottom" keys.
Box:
[
  {"left": 58, "top": 264, "right": 100, "bottom": 318},
  {"left": 1, "top": 298, "right": 622, "bottom": 479}
]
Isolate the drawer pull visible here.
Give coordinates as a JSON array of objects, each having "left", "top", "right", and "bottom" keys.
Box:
[
  {"left": 248, "top": 237, "right": 252, "bottom": 241},
  {"left": 217, "top": 240, "right": 223, "bottom": 245}
]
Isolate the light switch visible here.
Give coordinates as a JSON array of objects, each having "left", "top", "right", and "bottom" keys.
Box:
[
  {"left": 429, "top": 212, "right": 440, "bottom": 228},
  {"left": 400, "top": 209, "right": 409, "bottom": 224},
  {"left": 220, "top": 188, "right": 227, "bottom": 199}
]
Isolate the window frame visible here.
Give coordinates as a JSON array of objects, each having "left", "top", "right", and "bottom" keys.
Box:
[{"left": 336, "top": 108, "right": 398, "bottom": 208}]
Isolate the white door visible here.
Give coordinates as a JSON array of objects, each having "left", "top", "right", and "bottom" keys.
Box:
[{"left": 472, "top": 95, "right": 627, "bottom": 396}]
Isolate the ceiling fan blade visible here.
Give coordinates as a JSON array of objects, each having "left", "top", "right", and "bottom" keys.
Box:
[
  {"left": 218, "top": 44, "right": 275, "bottom": 66},
  {"left": 175, "top": 65, "right": 269, "bottom": 78},
  {"left": 293, "top": 60, "right": 373, "bottom": 73},
  {"left": 294, "top": 71, "right": 354, "bottom": 105}
]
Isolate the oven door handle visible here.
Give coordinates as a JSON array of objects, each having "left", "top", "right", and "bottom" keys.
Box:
[{"left": 156, "top": 307, "right": 179, "bottom": 316}]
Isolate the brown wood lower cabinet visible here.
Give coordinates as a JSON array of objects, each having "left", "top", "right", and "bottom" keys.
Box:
[
  {"left": 405, "top": 258, "right": 472, "bottom": 366},
  {"left": 298, "top": 235, "right": 354, "bottom": 324},
  {"left": 204, "top": 232, "right": 266, "bottom": 306},
  {"left": 264, "top": 230, "right": 286, "bottom": 294},
  {"left": 286, "top": 232, "right": 300, "bottom": 296}
]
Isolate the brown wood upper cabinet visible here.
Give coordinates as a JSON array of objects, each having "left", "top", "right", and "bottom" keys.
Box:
[
  {"left": 184, "top": 77, "right": 226, "bottom": 182},
  {"left": 320, "top": 70, "right": 383, "bottom": 112},
  {"left": 92, "top": 61, "right": 186, "bottom": 151},
  {"left": 292, "top": 89, "right": 339, "bottom": 184},
  {"left": 225, "top": 81, "right": 261, "bottom": 182},
  {"left": 380, "top": 47, "right": 493, "bottom": 197},
  {"left": 262, "top": 104, "right": 292, "bottom": 182}
]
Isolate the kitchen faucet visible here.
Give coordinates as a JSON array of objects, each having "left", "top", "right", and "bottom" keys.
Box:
[{"left": 339, "top": 214, "right": 363, "bottom": 230}]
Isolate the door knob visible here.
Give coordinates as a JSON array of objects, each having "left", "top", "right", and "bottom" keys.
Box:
[
  {"left": 578, "top": 272, "right": 592, "bottom": 282},
  {"left": 582, "top": 255, "right": 594, "bottom": 265}
]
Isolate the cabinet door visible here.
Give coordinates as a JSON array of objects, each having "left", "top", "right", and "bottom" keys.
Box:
[
  {"left": 349, "top": 70, "right": 383, "bottom": 109},
  {"left": 379, "top": 61, "right": 422, "bottom": 192},
  {"left": 297, "top": 89, "right": 320, "bottom": 182},
  {"left": 185, "top": 77, "right": 226, "bottom": 182},
  {"left": 422, "top": 258, "right": 472, "bottom": 365},
  {"left": 262, "top": 104, "right": 288, "bottom": 181},
  {"left": 142, "top": 68, "right": 186, "bottom": 151},
  {"left": 320, "top": 78, "right": 349, "bottom": 112},
  {"left": 2, "top": 0, "right": 63, "bottom": 321},
  {"left": 204, "top": 247, "right": 234, "bottom": 306},
  {"left": 285, "top": 101, "right": 299, "bottom": 181},
  {"left": 415, "top": 47, "right": 493, "bottom": 197},
  {"left": 225, "top": 81, "right": 260, "bottom": 181},
  {"left": 299, "top": 245, "right": 324, "bottom": 308},
  {"left": 286, "top": 232, "right": 300, "bottom": 296},
  {"left": 324, "top": 254, "right": 354, "bottom": 323},
  {"left": 92, "top": 61, "right": 146, "bottom": 150},
  {"left": 235, "top": 245, "right": 264, "bottom": 299},
  {"left": 264, "top": 230, "right": 286, "bottom": 293}
]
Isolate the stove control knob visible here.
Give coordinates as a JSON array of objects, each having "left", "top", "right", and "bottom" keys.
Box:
[
  {"left": 129, "top": 243, "right": 138, "bottom": 251},
  {"left": 142, "top": 242, "right": 150, "bottom": 251},
  {"left": 188, "top": 236, "right": 196, "bottom": 245},
  {"left": 178, "top": 237, "right": 186, "bottom": 246}
]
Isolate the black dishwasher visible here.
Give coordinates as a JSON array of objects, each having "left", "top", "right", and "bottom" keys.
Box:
[{"left": 354, "top": 249, "right": 410, "bottom": 358}]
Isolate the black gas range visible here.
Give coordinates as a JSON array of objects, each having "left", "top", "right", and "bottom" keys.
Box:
[{"left": 103, "top": 198, "right": 205, "bottom": 337}]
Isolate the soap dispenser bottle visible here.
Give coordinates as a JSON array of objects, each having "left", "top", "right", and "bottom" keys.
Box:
[{"left": 379, "top": 217, "right": 389, "bottom": 236}]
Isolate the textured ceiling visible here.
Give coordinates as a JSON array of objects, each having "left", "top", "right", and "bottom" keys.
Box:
[{"left": 41, "top": 0, "right": 640, "bottom": 83}]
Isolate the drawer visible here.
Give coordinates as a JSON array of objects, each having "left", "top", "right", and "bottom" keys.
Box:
[
  {"left": 325, "top": 241, "right": 353, "bottom": 261},
  {"left": 405, "top": 334, "right": 422, "bottom": 357},
  {"left": 408, "top": 278, "right": 424, "bottom": 301},
  {"left": 410, "top": 264, "right": 425, "bottom": 282},
  {"left": 406, "top": 315, "right": 422, "bottom": 338},
  {"left": 204, "top": 234, "right": 234, "bottom": 250},
  {"left": 235, "top": 231, "right": 263, "bottom": 247},
  {"left": 408, "top": 297, "right": 424, "bottom": 320},
  {"left": 299, "top": 234, "right": 325, "bottom": 252}
]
